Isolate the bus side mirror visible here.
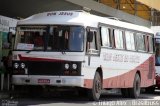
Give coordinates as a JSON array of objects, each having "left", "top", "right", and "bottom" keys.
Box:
[{"left": 87, "top": 31, "right": 93, "bottom": 42}]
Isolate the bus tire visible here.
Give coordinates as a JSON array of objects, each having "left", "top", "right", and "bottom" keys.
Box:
[
  {"left": 129, "top": 73, "right": 141, "bottom": 98},
  {"left": 121, "top": 88, "right": 130, "bottom": 98},
  {"left": 88, "top": 71, "right": 102, "bottom": 101}
]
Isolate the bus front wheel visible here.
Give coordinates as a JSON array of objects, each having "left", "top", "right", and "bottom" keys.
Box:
[{"left": 88, "top": 72, "right": 102, "bottom": 101}]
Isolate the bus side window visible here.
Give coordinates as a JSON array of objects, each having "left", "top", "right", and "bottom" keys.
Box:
[
  {"left": 136, "top": 33, "right": 145, "bottom": 51},
  {"left": 100, "top": 26, "right": 111, "bottom": 47},
  {"left": 114, "top": 29, "right": 124, "bottom": 49},
  {"left": 125, "top": 31, "right": 135, "bottom": 51}
]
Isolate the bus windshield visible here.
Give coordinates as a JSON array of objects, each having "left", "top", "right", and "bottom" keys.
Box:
[
  {"left": 14, "top": 25, "right": 84, "bottom": 52},
  {"left": 155, "top": 38, "right": 160, "bottom": 66}
]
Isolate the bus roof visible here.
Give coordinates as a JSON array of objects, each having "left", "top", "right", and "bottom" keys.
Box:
[{"left": 18, "top": 10, "right": 153, "bottom": 34}]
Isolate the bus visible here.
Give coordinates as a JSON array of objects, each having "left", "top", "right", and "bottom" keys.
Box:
[
  {"left": 151, "top": 26, "right": 160, "bottom": 89},
  {"left": 12, "top": 10, "right": 155, "bottom": 101}
]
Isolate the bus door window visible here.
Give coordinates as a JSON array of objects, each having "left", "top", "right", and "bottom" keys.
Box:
[
  {"left": 86, "top": 28, "right": 98, "bottom": 54},
  {"left": 90, "top": 31, "right": 96, "bottom": 50},
  {"left": 87, "top": 32, "right": 96, "bottom": 50}
]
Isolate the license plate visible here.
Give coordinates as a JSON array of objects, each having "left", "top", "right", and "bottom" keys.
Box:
[{"left": 38, "top": 79, "right": 50, "bottom": 84}]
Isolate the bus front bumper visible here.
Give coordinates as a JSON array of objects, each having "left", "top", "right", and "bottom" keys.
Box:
[{"left": 12, "top": 75, "right": 84, "bottom": 87}]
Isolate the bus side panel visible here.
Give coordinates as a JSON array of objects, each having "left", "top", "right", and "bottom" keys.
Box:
[
  {"left": 82, "top": 48, "right": 155, "bottom": 89},
  {"left": 102, "top": 55, "right": 155, "bottom": 88}
]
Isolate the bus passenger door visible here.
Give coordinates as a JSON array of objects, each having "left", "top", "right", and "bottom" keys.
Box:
[{"left": 86, "top": 28, "right": 100, "bottom": 67}]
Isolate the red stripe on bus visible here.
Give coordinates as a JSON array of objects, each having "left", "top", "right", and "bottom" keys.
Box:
[{"left": 18, "top": 54, "right": 65, "bottom": 62}]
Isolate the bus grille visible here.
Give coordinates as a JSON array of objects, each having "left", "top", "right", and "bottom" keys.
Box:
[{"left": 27, "top": 61, "right": 63, "bottom": 75}]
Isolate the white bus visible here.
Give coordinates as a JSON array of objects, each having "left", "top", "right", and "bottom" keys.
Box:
[{"left": 12, "top": 10, "right": 155, "bottom": 101}]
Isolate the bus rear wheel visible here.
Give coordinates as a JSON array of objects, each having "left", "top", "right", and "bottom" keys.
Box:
[
  {"left": 129, "top": 73, "right": 141, "bottom": 98},
  {"left": 88, "top": 72, "right": 102, "bottom": 101}
]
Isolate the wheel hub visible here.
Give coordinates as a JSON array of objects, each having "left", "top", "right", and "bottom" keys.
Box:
[{"left": 95, "top": 80, "right": 101, "bottom": 93}]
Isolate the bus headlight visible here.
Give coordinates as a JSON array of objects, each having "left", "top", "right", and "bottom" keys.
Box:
[
  {"left": 72, "top": 64, "right": 77, "bottom": 70},
  {"left": 64, "top": 63, "right": 69, "bottom": 70},
  {"left": 14, "top": 63, "right": 19, "bottom": 69},
  {"left": 21, "top": 63, "right": 25, "bottom": 68}
]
